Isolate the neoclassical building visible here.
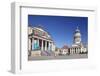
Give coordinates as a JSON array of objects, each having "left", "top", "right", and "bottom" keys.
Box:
[
  {"left": 70, "top": 27, "right": 87, "bottom": 54},
  {"left": 61, "top": 45, "right": 69, "bottom": 55},
  {"left": 28, "top": 26, "right": 55, "bottom": 56}
]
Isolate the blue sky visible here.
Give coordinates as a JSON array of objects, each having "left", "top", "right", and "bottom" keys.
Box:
[{"left": 28, "top": 15, "right": 88, "bottom": 48}]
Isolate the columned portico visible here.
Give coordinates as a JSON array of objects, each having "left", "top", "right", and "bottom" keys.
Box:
[
  {"left": 28, "top": 26, "right": 55, "bottom": 56},
  {"left": 30, "top": 37, "right": 54, "bottom": 51},
  {"left": 70, "top": 47, "right": 82, "bottom": 54}
]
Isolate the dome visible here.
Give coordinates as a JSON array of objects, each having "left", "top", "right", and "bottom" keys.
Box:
[
  {"left": 74, "top": 32, "right": 81, "bottom": 37},
  {"left": 74, "top": 26, "right": 81, "bottom": 37},
  {"left": 33, "top": 26, "right": 45, "bottom": 32}
]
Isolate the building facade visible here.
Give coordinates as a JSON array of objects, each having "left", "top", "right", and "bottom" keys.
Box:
[
  {"left": 61, "top": 45, "right": 69, "bottom": 55},
  {"left": 28, "top": 26, "right": 55, "bottom": 56},
  {"left": 70, "top": 27, "right": 87, "bottom": 54}
]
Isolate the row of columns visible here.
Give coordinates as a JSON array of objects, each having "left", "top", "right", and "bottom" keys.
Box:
[
  {"left": 70, "top": 48, "right": 81, "bottom": 54},
  {"left": 28, "top": 38, "right": 53, "bottom": 51}
]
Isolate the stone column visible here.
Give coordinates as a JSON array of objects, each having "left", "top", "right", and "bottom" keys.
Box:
[
  {"left": 50, "top": 42, "right": 53, "bottom": 51},
  {"left": 32, "top": 38, "right": 34, "bottom": 50},
  {"left": 77, "top": 48, "right": 79, "bottom": 53},
  {"left": 49, "top": 42, "right": 51, "bottom": 51},
  {"left": 77, "top": 48, "right": 78, "bottom": 53},
  {"left": 73, "top": 48, "right": 74, "bottom": 54},
  {"left": 48, "top": 42, "right": 50, "bottom": 51},
  {"left": 72, "top": 48, "right": 73, "bottom": 54},
  {"left": 74, "top": 48, "right": 76, "bottom": 54},
  {"left": 28, "top": 38, "right": 31, "bottom": 51},
  {"left": 41, "top": 40, "right": 43, "bottom": 51},
  {"left": 70, "top": 48, "right": 71, "bottom": 54},
  {"left": 77, "top": 48, "right": 79, "bottom": 54},
  {"left": 74, "top": 48, "right": 75, "bottom": 54},
  {"left": 74, "top": 48, "right": 77, "bottom": 54},
  {"left": 28, "top": 38, "right": 32, "bottom": 56},
  {"left": 71, "top": 48, "right": 73, "bottom": 54},
  {"left": 78, "top": 48, "right": 80, "bottom": 53},
  {"left": 45, "top": 41, "right": 47, "bottom": 51},
  {"left": 47, "top": 41, "right": 48, "bottom": 50},
  {"left": 76, "top": 48, "right": 78, "bottom": 54},
  {"left": 37, "top": 39, "right": 39, "bottom": 49},
  {"left": 71, "top": 48, "right": 72, "bottom": 54}
]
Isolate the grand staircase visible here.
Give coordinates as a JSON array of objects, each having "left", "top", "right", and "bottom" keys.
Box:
[{"left": 41, "top": 51, "right": 55, "bottom": 56}]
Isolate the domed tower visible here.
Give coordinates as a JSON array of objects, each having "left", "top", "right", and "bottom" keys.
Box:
[{"left": 74, "top": 27, "right": 81, "bottom": 45}]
